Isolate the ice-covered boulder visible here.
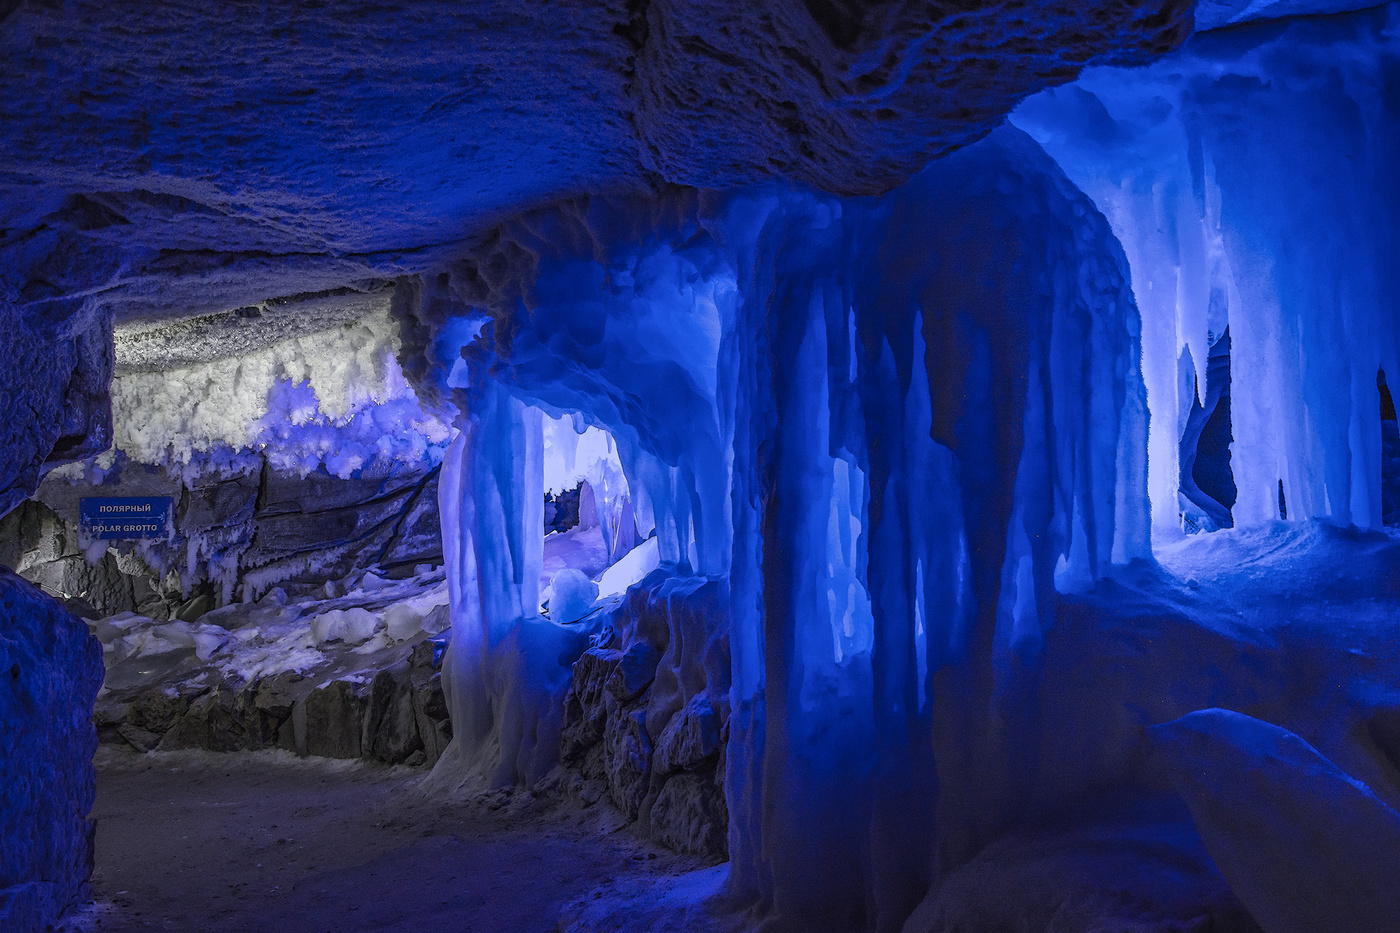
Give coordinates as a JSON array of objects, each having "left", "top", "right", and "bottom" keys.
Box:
[
  {"left": 546, "top": 568, "right": 598, "bottom": 625},
  {"left": 1150, "top": 708, "right": 1400, "bottom": 933},
  {"left": 383, "top": 602, "right": 425, "bottom": 642},
  {"left": 902, "top": 796, "right": 1258, "bottom": 933},
  {"left": 0, "top": 569, "right": 104, "bottom": 933},
  {"left": 309, "top": 607, "right": 381, "bottom": 646}
]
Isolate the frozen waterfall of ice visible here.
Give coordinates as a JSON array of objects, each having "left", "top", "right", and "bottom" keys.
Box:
[
  {"left": 1013, "top": 5, "right": 1400, "bottom": 537},
  {"left": 419, "top": 126, "right": 1148, "bottom": 925}
]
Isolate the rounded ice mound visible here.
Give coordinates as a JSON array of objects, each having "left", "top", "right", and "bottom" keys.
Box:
[
  {"left": 310, "top": 607, "right": 381, "bottom": 646},
  {"left": 548, "top": 568, "right": 598, "bottom": 624},
  {"left": 383, "top": 603, "right": 423, "bottom": 642}
]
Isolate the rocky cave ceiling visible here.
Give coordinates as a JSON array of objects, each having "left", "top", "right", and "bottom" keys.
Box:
[{"left": 0, "top": 0, "right": 1372, "bottom": 334}]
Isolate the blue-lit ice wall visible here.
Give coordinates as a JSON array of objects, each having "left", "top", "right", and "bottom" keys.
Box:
[
  {"left": 427, "top": 194, "right": 741, "bottom": 786},
  {"left": 437, "top": 381, "right": 584, "bottom": 787},
  {"left": 417, "top": 130, "right": 1147, "bottom": 923},
  {"left": 1014, "top": 6, "right": 1400, "bottom": 535},
  {"left": 724, "top": 125, "right": 1148, "bottom": 926}
]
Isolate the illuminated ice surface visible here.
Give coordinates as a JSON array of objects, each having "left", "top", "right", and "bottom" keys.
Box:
[{"left": 4, "top": 3, "right": 1400, "bottom": 932}]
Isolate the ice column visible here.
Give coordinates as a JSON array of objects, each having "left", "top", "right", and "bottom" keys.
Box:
[
  {"left": 438, "top": 379, "right": 579, "bottom": 786},
  {"left": 723, "top": 126, "right": 1148, "bottom": 928}
]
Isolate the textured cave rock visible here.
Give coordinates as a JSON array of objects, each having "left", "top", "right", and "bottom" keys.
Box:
[
  {"left": 0, "top": 0, "right": 1196, "bottom": 331},
  {"left": 558, "top": 574, "right": 730, "bottom": 860},
  {"left": 0, "top": 302, "right": 112, "bottom": 518},
  {"left": 96, "top": 625, "right": 453, "bottom": 767},
  {"left": 629, "top": 0, "right": 1192, "bottom": 193},
  {"left": 0, "top": 499, "right": 171, "bottom": 618},
  {"left": 0, "top": 569, "right": 104, "bottom": 933},
  {"left": 28, "top": 457, "right": 442, "bottom": 605}
]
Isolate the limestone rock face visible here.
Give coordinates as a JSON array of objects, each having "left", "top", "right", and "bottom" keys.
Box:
[
  {"left": 604, "top": 704, "right": 654, "bottom": 821},
  {"left": 606, "top": 641, "right": 662, "bottom": 704},
  {"left": 303, "top": 679, "right": 368, "bottom": 760},
  {"left": 95, "top": 621, "right": 452, "bottom": 768},
  {"left": 653, "top": 694, "right": 721, "bottom": 776},
  {"left": 0, "top": 305, "right": 112, "bottom": 519},
  {"left": 649, "top": 770, "right": 728, "bottom": 859},
  {"left": 21, "top": 460, "right": 443, "bottom": 611},
  {"left": 630, "top": 0, "right": 1192, "bottom": 194},
  {"left": 362, "top": 662, "right": 421, "bottom": 764},
  {"left": 0, "top": 569, "right": 104, "bottom": 933},
  {"left": 0, "top": 500, "right": 168, "bottom": 618},
  {"left": 560, "top": 647, "right": 623, "bottom": 763},
  {"left": 559, "top": 576, "right": 730, "bottom": 860}
]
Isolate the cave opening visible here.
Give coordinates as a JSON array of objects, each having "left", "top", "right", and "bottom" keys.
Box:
[
  {"left": 1178, "top": 331, "right": 1236, "bottom": 533},
  {"left": 538, "top": 413, "right": 659, "bottom": 624}
]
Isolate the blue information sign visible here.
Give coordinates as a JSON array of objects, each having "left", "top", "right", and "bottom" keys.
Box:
[{"left": 79, "top": 496, "right": 172, "bottom": 539}]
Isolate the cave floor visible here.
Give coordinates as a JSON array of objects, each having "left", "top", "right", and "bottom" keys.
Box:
[{"left": 58, "top": 746, "right": 730, "bottom": 933}]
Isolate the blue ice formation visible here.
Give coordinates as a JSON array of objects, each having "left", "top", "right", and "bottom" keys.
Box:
[
  {"left": 251, "top": 377, "right": 452, "bottom": 481},
  {"left": 1014, "top": 4, "right": 1400, "bottom": 537},
  {"left": 413, "top": 120, "right": 1149, "bottom": 923}
]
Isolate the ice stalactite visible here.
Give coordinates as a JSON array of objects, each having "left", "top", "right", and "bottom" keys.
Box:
[
  {"left": 723, "top": 125, "right": 1148, "bottom": 929},
  {"left": 423, "top": 193, "right": 741, "bottom": 787},
  {"left": 436, "top": 381, "right": 588, "bottom": 787},
  {"left": 1015, "top": 4, "right": 1400, "bottom": 535}
]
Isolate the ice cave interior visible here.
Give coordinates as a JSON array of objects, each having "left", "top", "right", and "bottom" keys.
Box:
[{"left": 3, "top": 1, "right": 1400, "bottom": 931}]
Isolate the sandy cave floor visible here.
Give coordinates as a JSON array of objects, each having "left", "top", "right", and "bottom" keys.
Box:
[{"left": 56, "top": 746, "right": 727, "bottom": 933}]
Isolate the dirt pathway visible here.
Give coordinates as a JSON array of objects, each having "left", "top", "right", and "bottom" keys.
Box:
[{"left": 58, "top": 747, "right": 708, "bottom": 933}]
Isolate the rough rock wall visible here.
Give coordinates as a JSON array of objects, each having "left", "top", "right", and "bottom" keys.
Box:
[
  {"left": 0, "top": 0, "right": 1193, "bottom": 320},
  {"left": 0, "top": 499, "right": 175, "bottom": 619},
  {"left": 0, "top": 301, "right": 112, "bottom": 518},
  {"left": 631, "top": 0, "right": 1192, "bottom": 193},
  {"left": 23, "top": 458, "right": 442, "bottom": 609},
  {"left": 97, "top": 634, "right": 453, "bottom": 769},
  {"left": 0, "top": 569, "right": 104, "bottom": 933},
  {"left": 558, "top": 572, "right": 731, "bottom": 860}
]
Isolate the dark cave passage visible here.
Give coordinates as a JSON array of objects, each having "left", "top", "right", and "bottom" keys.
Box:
[{"left": 1179, "top": 329, "right": 1236, "bottom": 532}]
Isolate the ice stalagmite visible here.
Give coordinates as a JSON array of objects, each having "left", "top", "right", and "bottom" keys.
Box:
[
  {"left": 425, "top": 193, "right": 741, "bottom": 787},
  {"left": 437, "top": 381, "right": 583, "bottom": 786}
]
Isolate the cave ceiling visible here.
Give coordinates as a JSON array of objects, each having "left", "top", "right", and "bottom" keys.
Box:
[{"left": 0, "top": 0, "right": 1378, "bottom": 335}]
